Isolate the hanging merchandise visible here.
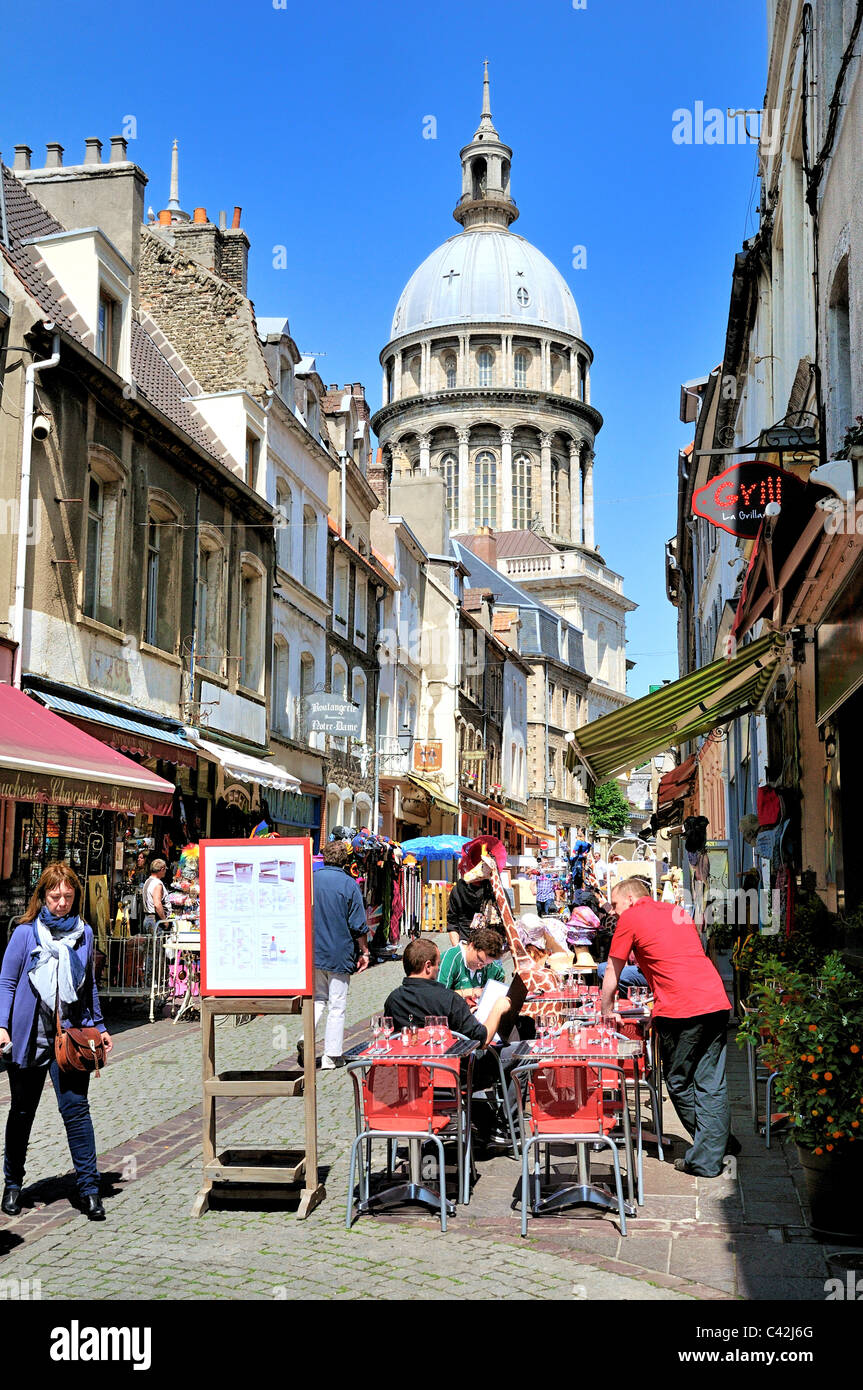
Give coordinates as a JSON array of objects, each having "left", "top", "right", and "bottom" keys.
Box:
[
  {"left": 401, "top": 856, "right": 422, "bottom": 939},
  {"left": 683, "top": 815, "right": 709, "bottom": 853},
  {"left": 756, "top": 785, "right": 783, "bottom": 828}
]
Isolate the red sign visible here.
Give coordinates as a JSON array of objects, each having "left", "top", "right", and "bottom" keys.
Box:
[
  {"left": 692, "top": 462, "right": 803, "bottom": 538},
  {"left": 539, "top": 839, "right": 549, "bottom": 851}
]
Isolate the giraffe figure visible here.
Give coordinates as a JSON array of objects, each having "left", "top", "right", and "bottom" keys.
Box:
[{"left": 487, "top": 863, "right": 564, "bottom": 1019}]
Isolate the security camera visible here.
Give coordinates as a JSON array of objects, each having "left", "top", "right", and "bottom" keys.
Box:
[{"left": 32, "top": 413, "right": 52, "bottom": 441}]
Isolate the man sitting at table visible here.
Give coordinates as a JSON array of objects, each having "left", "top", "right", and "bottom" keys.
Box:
[
  {"left": 385, "top": 938, "right": 512, "bottom": 1044},
  {"left": 436, "top": 928, "right": 506, "bottom": 1006}
]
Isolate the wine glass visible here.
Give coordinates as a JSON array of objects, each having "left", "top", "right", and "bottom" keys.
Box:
[
  {"left": 371, "top": 1013, "right": 383, "bottom": 1054},
  {"left": 381, "top": 1016, "right": 394, "bottom": 1053}
]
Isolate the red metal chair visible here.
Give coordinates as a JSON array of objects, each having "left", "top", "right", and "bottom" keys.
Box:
[
  {"left": 514, "top": 1058, "right": 632, "bottom": 1236},
  {"left": 346, "top": 1053, "right": 472, "bottom": 1232}
]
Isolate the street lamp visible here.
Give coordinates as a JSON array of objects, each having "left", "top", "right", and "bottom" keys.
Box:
[{"left": 397, "top": 722, "right": 413, "bottom": 756}]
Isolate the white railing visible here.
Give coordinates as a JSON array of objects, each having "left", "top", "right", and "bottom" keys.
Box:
[{"left": 501, "top": 552, "right": 623, "bottom": 592}]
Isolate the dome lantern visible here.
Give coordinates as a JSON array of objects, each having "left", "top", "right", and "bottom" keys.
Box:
[{"left": 454, "top": 61, "right": 519, "bottom": 231}]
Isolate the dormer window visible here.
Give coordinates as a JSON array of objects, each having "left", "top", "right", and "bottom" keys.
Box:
[
  {"left": 27, "top": 228, "right": 132, "bottom": 381},
  {"left": 96, "top": 291, "right": 120, "bottom": 368}
]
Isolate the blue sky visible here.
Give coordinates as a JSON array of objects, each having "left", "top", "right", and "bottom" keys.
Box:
[{"left": 2, "top": 0, "right": 767, "bottom": 697}]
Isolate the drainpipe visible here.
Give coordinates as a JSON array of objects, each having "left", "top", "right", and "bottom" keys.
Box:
[
  {"left": 339, "top": 450, "right": 347, "bottom": 538},
  {"left": 12, "top": 326, "right": 60, "bottom": 687}
]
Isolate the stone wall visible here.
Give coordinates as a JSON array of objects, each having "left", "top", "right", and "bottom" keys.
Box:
[{"left": 138, "top": 229, "right": 270, "bottom": 399}]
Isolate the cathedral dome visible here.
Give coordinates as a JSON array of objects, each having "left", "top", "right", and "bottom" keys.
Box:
[{"left": 390, "top": 228, "right": 583, "bottom": 341}]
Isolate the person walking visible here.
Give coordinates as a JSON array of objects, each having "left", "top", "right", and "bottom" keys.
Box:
[
  {"left": 601, "top": 877, "right": 732, "bottom": 1177},
  {"left": 301, "top": 839, "right": 369, "bottom": 1070},
  {"left": 0, "top": 863, "right": 113, "bottom": 1220}
]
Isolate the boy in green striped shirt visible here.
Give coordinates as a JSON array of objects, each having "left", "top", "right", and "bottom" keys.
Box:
[{"left": 437, "top": 927, "right": 506, "bottom": 1006}]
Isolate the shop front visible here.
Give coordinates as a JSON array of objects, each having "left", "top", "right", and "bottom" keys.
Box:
[{"left": 0, "top": 685, "right": 175, "bottom": 939}]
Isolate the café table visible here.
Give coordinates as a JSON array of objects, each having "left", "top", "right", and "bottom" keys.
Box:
[
  {"left": 344, "top": 1031, "right": 479, "bottom": 1219},
  {"left": 512, "top": 1022, "right": 645, "bottom": 1220}
]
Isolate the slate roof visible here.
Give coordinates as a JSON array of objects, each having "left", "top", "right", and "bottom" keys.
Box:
[{"left": 1, "top": 164, "right": 78, "bottom": 332}]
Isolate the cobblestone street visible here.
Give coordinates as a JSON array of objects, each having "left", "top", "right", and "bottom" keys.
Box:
[{"left": 0, "top": 943, "right": 842, "bottom": 1302}]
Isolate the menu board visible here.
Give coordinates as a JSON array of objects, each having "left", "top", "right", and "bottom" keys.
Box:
[{"left": 200, "top": 838, "right": 313, "bottom": 996}]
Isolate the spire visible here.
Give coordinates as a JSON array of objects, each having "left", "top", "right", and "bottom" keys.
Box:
[
  {"left": 454, "top": 62, "right": 518, "bottom": 230},
  {"left": 162, "top": 139, "right": 189, "bottom": 223}
]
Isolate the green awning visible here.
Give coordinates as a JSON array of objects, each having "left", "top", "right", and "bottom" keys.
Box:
[
  {"left": 407, "top": 774, "right": 459, "bottom": 816},
  {"left": 565, "top": 633, "right": 784, "bottom": 783}
]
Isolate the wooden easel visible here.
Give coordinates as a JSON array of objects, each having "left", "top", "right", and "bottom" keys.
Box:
[{"left": 192, "top": 993, "right": 326, "bottom": 1219}]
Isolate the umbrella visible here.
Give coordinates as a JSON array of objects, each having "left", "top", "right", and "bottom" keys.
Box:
[{"left": 400, "top": 834, "right": 468, "bottom": 862}]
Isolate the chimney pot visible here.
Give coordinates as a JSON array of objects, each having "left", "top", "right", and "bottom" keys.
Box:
[
  {"left": 109, "top": 135, "right": 128, "bottom": 163},
  {"left": 192, "top": 207, "right": 208, "bottom": 224},
  {"left": 230, "top": 206, "right": 242, "bottom": 229},
  {"left": 13, "top": 144, "right": 32, "bottom": 170},
  {"left": 471, "top": 526, "right": 498, "bottom": 570},
  {"left": 84, "top": 137, "right": 103, "bottom": 165},
  {"left": 218, "top": 210, "right": 227, "bottom": 229},
  {"left": 45, "top": 142, "right": 64, "bottom": 168},
  {"left": 158, "top": 209, "right": 172, "bottom": 226}
]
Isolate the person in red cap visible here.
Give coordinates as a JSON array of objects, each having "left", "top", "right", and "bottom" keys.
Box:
[{"left": 600, "top": 877, "right": 732, "bottom": 1177}]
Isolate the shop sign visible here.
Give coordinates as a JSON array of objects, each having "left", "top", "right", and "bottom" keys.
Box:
[
  {"left": 0, "top": 769, "right": 172, "bottom": 817},
  {"left": 692, "top": 462, "right": 801, "bottom": 538},
  {"left": 268, "top": 789, "right": 321, "bottom": 828},
  {"left": 224, "top": 783, "right": 251, "bottom": 809},
  {"left": 303, "top": 695, "right": 363, "bottom": 737},
  {"left": 413, "top": 741, "right": 443, "bottom": 772}
]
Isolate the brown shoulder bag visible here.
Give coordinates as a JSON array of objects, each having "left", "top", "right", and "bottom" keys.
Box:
[{"left": 54, "top": 1002, "right": 106, "bottom": 1078}]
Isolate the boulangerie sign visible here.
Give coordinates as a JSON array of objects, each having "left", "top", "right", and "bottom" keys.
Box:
[{"left": 692, "top": 461, "right": 803, "bottom": 538}]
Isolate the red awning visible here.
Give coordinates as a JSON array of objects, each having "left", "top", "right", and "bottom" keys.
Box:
[
  {"left": 0, "top": 685, "right": 176, "bottom": 816},
  {"left": 657, "top": 754, "right": 698, "bottom": 806}
]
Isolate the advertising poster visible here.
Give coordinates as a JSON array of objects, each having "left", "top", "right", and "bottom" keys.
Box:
[{"left": 200, "top": 838, "right": 313, "bottom": 996}]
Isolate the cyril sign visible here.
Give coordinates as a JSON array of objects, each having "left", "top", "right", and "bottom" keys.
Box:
[{"left": 692, "top": 462, "right": 799, "bottom": 538}]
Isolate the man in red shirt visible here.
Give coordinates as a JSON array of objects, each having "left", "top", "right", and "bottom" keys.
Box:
[{"left": 601, "top": 877, "right": 731, "bottom": 1177}]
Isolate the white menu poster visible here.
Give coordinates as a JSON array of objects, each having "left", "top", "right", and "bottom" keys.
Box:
[{"left": 200, "top": 838, "right": 313, "bottom": 996}]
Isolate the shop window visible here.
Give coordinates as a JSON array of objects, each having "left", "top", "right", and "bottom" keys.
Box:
[
  {"left": 197, "top": 529, "right": 225, "bottom": 673},
  {"left": 143, "top": 495, "right": 182, "bottom": 653},
  {"left": 238, "top": 557, "right": 265, "bottom": 692}
]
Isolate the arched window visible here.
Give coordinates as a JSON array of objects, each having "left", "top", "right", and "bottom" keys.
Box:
[
  {"left": 409, "top": 355, "right": 421, "bottom": 392},
  {"left": 474, "top": 451, "right": 497, "bottom": 528},
  {"left": 551, "top": 353, "right": 564, "bottom": 391},
  {"left": 272, "top": 637, "right": 290, "bottom": 734},
  {"left": 477, "top": 349, "right": 493, "bottom": 388},
  {"left": 386, "top": 359, "right": 394, "bottom": 403},
  {"left": 471, "top": 157, "right": 487, "bottom": 200},
  {"left": 239, "top": 557, "right": 265, "bottom": 691},
  {"left": 512, "top": 453, "right": 533, "bottom": 529},
  {"left": 442, "top": 453, "right": 459, "bottom": 530},
  {"left": 445, "top": 356, "right": 457, "bottom": 389},
  {"left": 302, "top": 506, "right": 317, "bottom": 589},
  {"left": 514, "top": 351, "right": 528, "bottom": 388},
  {"left": 276, "top": 480, "right": 292, "bottom": 572},
  {"left": 578, "top": 357, "right": 588, "bottom": 401},
  {"left": 197, "top": 528, "right": 225, "bottom": 673},
  {"left": 551, "top": 458, "right": 562, "bottom": 534}
]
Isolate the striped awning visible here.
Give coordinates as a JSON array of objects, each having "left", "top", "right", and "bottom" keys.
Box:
[
  {"left": 407, "top": 774, "right": 459, "bottom": 816},
  {"left": 564, "top": 633, "right": 784, "bottom": 784}
]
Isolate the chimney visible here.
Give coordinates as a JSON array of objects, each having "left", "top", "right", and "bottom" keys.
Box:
[
  {"left": 109, "top": 135, "right": 128, "bottom": 163},
  {"left": 158, "top": 209, "right": 172, "bottom": 226},
  {"left": 13, "top": 145, "right": 32, "bottom": 171},
  {"left": 192, "top": 207, "right": 208, "bottom": 223},
  {"left": 218, "top": 210, "right": 227, "bottom": 229},
  {"left": 230, "top": 206, "right": 242, "bottom": 228},
  {"left": 471, "top": 526, "right": 498, "bottom": 570},
  {"left": 84, "top": 137, "right": 103, "bottom": 164},
  {"left": 44, "top": 142, "right": 64, "bottom": 168}
]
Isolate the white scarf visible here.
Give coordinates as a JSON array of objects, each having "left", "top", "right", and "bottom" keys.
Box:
[{"left": 28, "top": 919, "right": 86, "bottom": 1015}]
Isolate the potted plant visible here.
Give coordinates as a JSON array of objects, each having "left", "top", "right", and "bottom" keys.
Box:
[
  {"left": 738, "top": 952, "right": 863, "bottom": 1241},
  {"left": 836, "top": 415, "right": 863, "bottom": 461}
]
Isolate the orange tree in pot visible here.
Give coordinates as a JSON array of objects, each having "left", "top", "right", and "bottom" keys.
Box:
[{"left": 737, "top": 951, "right": 863, "bottom": 1242}]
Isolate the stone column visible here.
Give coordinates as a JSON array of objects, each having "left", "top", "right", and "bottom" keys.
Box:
[
  {"left": 457, "top": 428, "right": 471, "bottom": 531},
  {"left": 569, "top": 441, "right": 583, "bottom": 544},
  {"left": 459, "top": 334, "right": 469, "bottom": 387},
  {"left": 500, "top": 429, "right": 514, "bottom": 531},
  {"left": 394, "top": 350, "right": 403, "bottom": 400},
  {"left": 540, "top": 340, "right": 550, "bottom": 392},
  {"left": 381, "top": 363, "right": 389, "bottom": 408},
  {"left": 569, "top": 348, "right": 578, "bottom": 398},
  {"left": 504, "top": 333, "right": 512, "bottom": 386},
  {"left": 583, "top": 450, "right": 595, "bottom": 549},
  {"left": 540, "top": 432, "right": 553, "bottom": 533},
  {"left": 418, "top": 432, "right": 431, "bottom": 476}
]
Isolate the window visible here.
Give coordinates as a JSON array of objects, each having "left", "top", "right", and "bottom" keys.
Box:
[
  {"left": 514, "top": 351, "right": 528, "bottom": 388},
  {"left": 386, "top": 359, "right": 394, "bottom": 403},
  {"left": 300, "top": 652, "right": 316, "bottom": 744},
  {"left": 272, "top": 638, "right": 290, "bottom": 733},
  {"left": 352, "top": 669, "right": 367, "bottom": 742},
  {"left": 197, "top": 533, "right": 225, "bottom": 673},
  {"left": 477, "top": 349, "right": 493, "bottom": 388},
  {"left": 512, "top": 453, "right": 533, "bottom": 529},
  {"left": 578, "top": 358, "right": 587, "bottom": 401},
  {"left": 245, "top": 432, "right": 260, "bottom": 491},
  {"left": 302, "top": 506, "right": 317, "bottom": 589},
  {"left": 471, "top": 157, "right": 487, "bottom": 200},
  {"left": 332, "top": 658, "right": 349, "bottom": 749},
  {"left": 279, "top": 359, "right": 293, "bottom": 406},
  {"left": 474, "top": 451, "right": 497, "bottom": 527},
  {"left": 354, "top": 574, "right": 368, "bottom": 647},
  {"left": 828, "top": 255, "right": 852, "bottom": 454},
  {"left": 333, "top": 560, "right": 349, "bottom": 627},
  {"left": 442, "top": 453, "right": 459, "bottom": 529},
  {"left": 551, "top": 458, "right": 562, "bottom": 534},
  {"left": 96, "top": 291, "right": 119, "bottom": 369},
  {"left": 276, "top": 482, "right": 292, "bottom": 572},
  {"left": 84, "top": 475, "right": 103, "bottom": 620},
  {"left": 408, "top": 355, "right": 421, "bottom": 393},
  {"left": 445, "top": 356, "right": 457, "bottom": 389},
  {"left": 143, "top": 496, "right": 181, "bottom": 653},
  {"left": 238, "top": 560, "right": 265, "bottom": 691},
  {"left": 516, "top": 287, "right": 530, "bottom": 307}
]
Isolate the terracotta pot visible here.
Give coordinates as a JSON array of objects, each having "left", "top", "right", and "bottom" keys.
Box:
[{"left": 797, "top": 1143, "right": 863, "bottom": 1242}]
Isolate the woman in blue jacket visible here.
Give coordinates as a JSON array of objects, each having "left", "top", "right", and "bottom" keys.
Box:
[{"left": 0, "top": 862, "right": 113, "bottom": 1220}]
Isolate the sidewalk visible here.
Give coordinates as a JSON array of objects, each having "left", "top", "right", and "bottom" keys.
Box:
[{"left": 0, "top": 943, "right": 843, "bottom": 1301}]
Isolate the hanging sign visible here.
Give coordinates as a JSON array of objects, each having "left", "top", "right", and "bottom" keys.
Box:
[
  {"left": 692, "top": 461, "right": 803, "bottom": 538},
  {"left": 413, "top": 741, "right": 443, "bottom": 771},
  {"left": 303, "top": 695, "right": 362, "bottom": 737}
]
